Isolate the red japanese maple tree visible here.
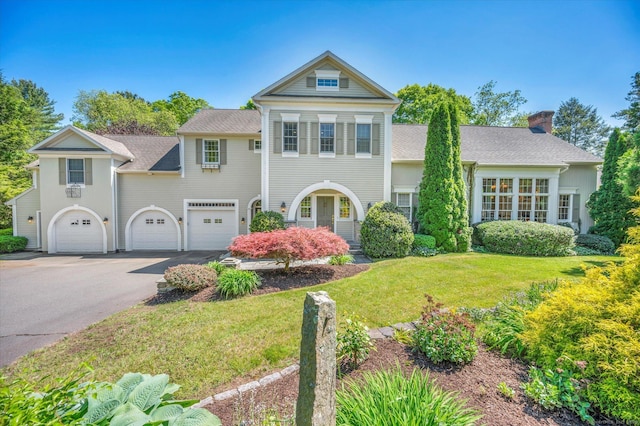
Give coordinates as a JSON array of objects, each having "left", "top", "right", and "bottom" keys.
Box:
[{"left": 229, "top": 226, "right": 349, "bottom": 272}]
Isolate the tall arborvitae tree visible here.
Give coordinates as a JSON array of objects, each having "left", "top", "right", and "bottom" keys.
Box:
[
  {"left": 587, "top": 129, "right": 635, "bottom": 246},
  {"left": 417, "top": 103, "right": 457, "bottom": 251},
  {"left": 449, "top": 103, "right": 471, "bottom": 251}
]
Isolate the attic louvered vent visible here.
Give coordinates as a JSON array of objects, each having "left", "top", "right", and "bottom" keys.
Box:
[{"left": 65, "top": 184, "right": 81, "bottom": 198}]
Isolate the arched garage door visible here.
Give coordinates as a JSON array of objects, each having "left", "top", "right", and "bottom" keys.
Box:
[
  {"left": 54, "top": 210, "right": 103, "bottom": 253},
  {"left": 130, "top": 210, "right": 179, "bottom": 250}
]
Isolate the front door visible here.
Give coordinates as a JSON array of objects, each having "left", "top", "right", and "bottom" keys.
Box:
[{"left": 317, "top": 196, "right": 334, "bottom": 230}]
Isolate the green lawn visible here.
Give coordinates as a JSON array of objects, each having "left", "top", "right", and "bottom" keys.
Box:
[{"left": 2, "top": 252, "right": 619, "bottom": 399}]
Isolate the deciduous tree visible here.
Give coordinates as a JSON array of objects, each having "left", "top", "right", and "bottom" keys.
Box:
[
  {"left": 587, "top": 129, "right": 635, "bottom": 246},
  {"left": 393, "top": 84, "right": 472, "bottom": 124},
  {"left": 152, "top": 91, "right": 210, "bottom": 126},
  {"left": 240, "top": 99, "right": 257, "bottom": 110},
  {"left": 470, "top": 80, "right": 527, "bottom": 126},
  {"left": 553, "top": 97, "right": 610, "bottom": 155},
  {"left": 417, "top": 103, "right": 457, "bottom": 251},
  {"left": 229, "top": 226, "right": 349, "bottom": 272}
]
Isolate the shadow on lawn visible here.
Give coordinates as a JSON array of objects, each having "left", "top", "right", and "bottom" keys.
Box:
[{"left": 561, "top": 258, "right": 623, "bottom": 277}]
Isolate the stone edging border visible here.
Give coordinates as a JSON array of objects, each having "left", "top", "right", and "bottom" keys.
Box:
[{"left": 192, "top": 322, "right": 418, "bottom": 408}]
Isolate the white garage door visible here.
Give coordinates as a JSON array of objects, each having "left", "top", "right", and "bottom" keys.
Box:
[
  {"left": 131, "top": 211, "right": 178, "bottom": 250},
  {"left": 55, "top": 210, "right": 103, "bottom": 253},
  {"left": 188, "top": 208, "right": 237, "bottom": 250}
]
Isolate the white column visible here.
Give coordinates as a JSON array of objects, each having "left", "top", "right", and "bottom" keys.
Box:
[
  {"left": 383, "top": 112, "right": 393, "bottom": 201},
  {"left": 260, "top": 105, "right": 270, "bottom": 210}
]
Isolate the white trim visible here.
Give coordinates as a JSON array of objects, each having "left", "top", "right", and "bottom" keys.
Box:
[
  {"left": 393, "top": 185, "right": 417, "bottom": 193},
  {"left": 314, "top": 70, "right": 341, "bottom": 78},
  {"left": 260, "top": 106, "right": 270, "bottom": 210},
  {"left": 559, "top": 187, "right": 579, "bottom": 194},
  {"left": 179, "top": 135, "right": 185, "bottom": 178},
  {"left": 124, "top": 205, "right": 182, "bottom": 251},
  {"left": 32, "top": 170, "right": 37, "bottom": 189},
  {"left": 36, "top": 210, "right": 42, "bottom": 248},
  {"left": 383, "top": 112, "right": 392, "bottom": 201},
  {"left": 47, "top": 205, "right": 107, "bottom": 254},
  {"left": 317, "top": 114, "right": 337, "bottom": 123},
  {"left": 246, "top": 195, "right": 261, "bottom": 233},
  {"left": 287, "top": 181, "right": 365, "bottom": 222},
  {"left": 280, "top": 113, "right": 300, "bottom": 122},
  {"left": 11, "top": 204, "right": 16, "bottom": 236},
  {"left": 111, "top": 158, "right": 117, "bottom": 251},
  {"left": 354, "top": 115, "right": 374, "bottom": 124}
]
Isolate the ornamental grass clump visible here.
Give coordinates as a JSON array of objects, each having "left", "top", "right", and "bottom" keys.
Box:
[
  {"left": 336, "top": 367, "right": 482, "bottom": 426},
  {"left": 163, "top": 264, "right": 217, "bottom": 291},
  {"left": 216, "top": 269, "right": 261, "bottom": 299},
  {"left": 412, "top": 294, "right": 478, "bottom": 364}
]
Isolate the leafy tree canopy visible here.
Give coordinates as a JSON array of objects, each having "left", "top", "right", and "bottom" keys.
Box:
[
  {"left": 393, "top": 84, "right": 472, "bottom": 124},
  {"left": 240, "top": 99, "right": 257, "bottom": 110},
  {"left": 553, "top": 97, "right": 610, "bottom": 156},
  {"left": 612, "top": 71, "right": 640, "bottom": 133},
  {"left": 151, "top": 91, "right": 210, "bottom": 126},
  {"left": 72, "top": 90, "right": 178, "bottom": 135},
  {"left": 470, "top": 80, "right": 528, "bottom": 126}
]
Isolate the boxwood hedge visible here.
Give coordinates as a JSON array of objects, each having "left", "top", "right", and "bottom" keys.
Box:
[
  {"left": 0, "top": 235, "right": 28, "bottom": 253},
  {"left": 575, "top": 234, "right": 615, "bottom": 254},
  {"left": 360, "top": 202, "right": 414, "bottom": 258},
  {"left": 475, "top": 221, "right": 574, "bottom": 256}
]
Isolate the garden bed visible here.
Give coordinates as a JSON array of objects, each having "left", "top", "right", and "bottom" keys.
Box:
[{"left": 206, "top": 338, "right": 586, "bottom": 425}]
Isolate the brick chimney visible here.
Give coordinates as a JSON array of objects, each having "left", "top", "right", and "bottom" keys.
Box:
[{"left": 527, "top": 111, "right": 554, "bottom": 133}]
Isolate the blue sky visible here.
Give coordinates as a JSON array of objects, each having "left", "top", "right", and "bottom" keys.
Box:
[{"left": 1, "top": 0, "right": 638, "bottom": 128}]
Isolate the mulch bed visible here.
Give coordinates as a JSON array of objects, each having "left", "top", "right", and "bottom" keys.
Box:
[
  {"left": 145, "top": 264, "right": 369, "bottom": 305},
  {"left": 205, "top": 339, "right": 586, "bottom": 425}
]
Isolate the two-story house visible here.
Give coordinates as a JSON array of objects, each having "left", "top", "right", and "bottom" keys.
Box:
[{"left": 6, "top": 51, "right": 602, "bottom": 253}]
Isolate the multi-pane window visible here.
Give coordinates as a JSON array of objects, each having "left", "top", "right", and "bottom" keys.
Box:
[
  {"left": 535, "top": 179, "right": 549, "bottom": 223},
  {"left": 157, "top": 219, "right": 165, "bottom": 225},
  {"left": 320, "top": 123, "right": 335, "bottom": 153},
  {"left": 481, "top": 178, "right": 497, "bottom": 221},
  {"left": 67, "top": 159, "right": 84, "bottom": 184},
  {"left": 356, "top": 123, "right": 371, "bottom": 154},
  {"left": 397, "top": 193, "right": 412, "bottom": 221},
  {"left": 317, "top": 78, "right": 338, "bottom": 87},
  {"left": 82, "top": 219, "right": 91, "bottom": 225},
  {"left": 497, "top": 179, "right": 513, "bottom": 220},
  {"left": 558, "top": 194, "right": 571, "bottom": 221},
  {"left": 203, "top": 139, "right": 219, "bottom": 164},
  {"left": 300, "top": 196, "right": 311, "bottom": 218},
  {"left": 254, "top": 140, "right": 262, "bottom": 151},
  {"left": 145, "top": 219, "right": 153, "bottom": 224},
  {"left": 339, "top": 197, "right": 351, "bottom": 218},
  {"left": 283, "top": 122, "right": 298, "bottom": 152}
]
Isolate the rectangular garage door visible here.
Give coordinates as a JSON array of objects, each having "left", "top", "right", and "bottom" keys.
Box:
[{"left": 188, "top": 204, "right": 237, "bottom": 250}]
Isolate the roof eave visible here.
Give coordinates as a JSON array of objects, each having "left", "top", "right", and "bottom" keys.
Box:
[
  {"left": 116, "top": 170, "right": 181, "bottom": 174},
  {"left": 177, "top": 131, "right": 261, "bottom": 137}
]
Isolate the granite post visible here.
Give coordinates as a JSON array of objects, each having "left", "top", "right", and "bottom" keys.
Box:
[{"left": 295, "top": 291, "right": 336, "bottom": 426}]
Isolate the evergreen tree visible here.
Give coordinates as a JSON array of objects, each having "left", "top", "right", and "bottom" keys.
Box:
[
  {"left": 612, "top": 71, "right": 640, "bottom": 133},
  {"left": 553, "top": 97, "right": 610, "bottom": 156},
  {"left": 449, "top": 103, "right": 470, "bottom": 251},
  {"left": 417, "top": 103, "right": 457, "bottom": 251},
  {"left": 587, "top": 129, "right": 636, "bottom": 246}
]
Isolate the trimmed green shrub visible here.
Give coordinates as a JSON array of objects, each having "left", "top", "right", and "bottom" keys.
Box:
[
  {"left": 0, "top": 228, "right": 13, "bottom": 236},
  {"left": 206, "top": 261, "right": 227, "bottom": 276},
  {"left": 360, "top": 202, "right": 414, "bottom": 258},
  {"left": 249, "top": 210, "right": 285, "bottom": 233},
  {"left": 475, "top": 221, "right": 574, "bottom": 256},
  {"left": 328, "top": 254, "right": 354, "bottom": 265},
  {"left": 336, "top": 367, "right": 482, "bottom": 425},
  {"left": 411, "top": 246, "right": 438, "bottom": 257},
  {"left": 164, "top": 264, "right": 217, "bottom": 291},
  {"left": 575, "top": 234, "right": 615, "bottom": 254},
  {"left": 337, "top": 314, "right": 374, "bottom": 369},
  {"left": 0, "top": 235, "right": 28, "bottom": 253},
  {"left": 412, "top": 295, "right": 477, "bottom": 364},
  {"left": 413, "top": 234, "right": 436, "bottom": 249},
  {"left": 216, "top": 269, "right": 261, "bottom": 299}
]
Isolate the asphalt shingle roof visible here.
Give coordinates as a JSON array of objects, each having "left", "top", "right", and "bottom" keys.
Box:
[
  {"left": 73, "top": 127, "right": 135, "bottom": 159},
  {"left": 392, "top": 124, "right": 602, "bottom": 166},
  {"left": 177, "top": 109, "right": 261, "bottom": 134},
  {"left": 106, "top": 135, "right": 181, "bottom": 172}
]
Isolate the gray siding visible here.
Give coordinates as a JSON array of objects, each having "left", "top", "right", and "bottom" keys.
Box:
[
  {"left": 117, "top": 137, "right": 261, "bottom": 248},
  {"left": 274, "top": 66, "right": 379, "bottom": 99},
  {"left": 51, "top": 134, "right": 102, "bottom": 149},
  {"left": 13, "top": 187, "right": 41, "bottom": 248}
]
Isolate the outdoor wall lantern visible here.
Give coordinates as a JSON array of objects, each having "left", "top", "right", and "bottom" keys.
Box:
[
  {"left": 27, "top": 216, "right": 33, "bottom": 223},
  {"left": 241, "top": 217, "right": 246, "bottom": 224},
  {"left": 178, "top": 217, "right": 183, "bottom": 224},
  {"left": 280, "top": 202, "right": 286, "bottom": 213},
  {"left": 103, "top": 217, "right": 109, "bottom": 224},
  {"left": 367, "top": 202, "right": 372, "bottom": 210}
]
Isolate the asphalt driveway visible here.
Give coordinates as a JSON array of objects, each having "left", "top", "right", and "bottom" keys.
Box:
[{"left": 0, "top": 251, "right": 223, "bottom": 367}]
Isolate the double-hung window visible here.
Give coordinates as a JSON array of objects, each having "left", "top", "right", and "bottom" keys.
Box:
[
  {"left": 339, "top": 197, "right": 351, "bottom": 219},
  {"left": 397, "top": 193, "right": 412, "bottom": 221},
  {"left": 67, "top": 159, "right": 85, "bottom": 185},
  {"left": 300, "top": 196, "right": 311, "bottom": 219},
  {"left": 254, "top": 139, "right": 262, "bottom": 151},
  {"left": 283, "top": 122, "right": 298, "bottom": 153},
  {"left": 356, "top": 123, "right": 371, "bottom": 154},
  {"left": 203, "top": 139, "right": 220, "bottom": 165},
  {"left": 558, "top": 194, "right": 571, "bottom": 221},
  {"left": 320, "top": 123, "right": 335, "bottom": 153}
]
